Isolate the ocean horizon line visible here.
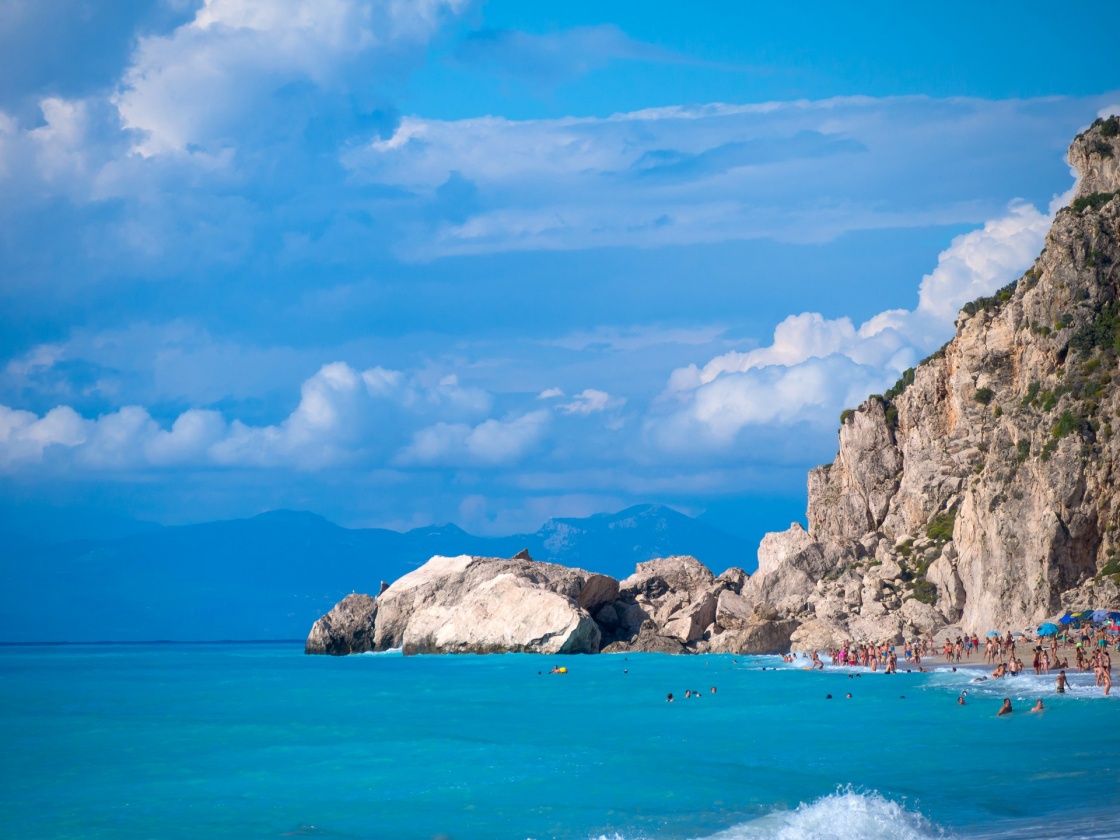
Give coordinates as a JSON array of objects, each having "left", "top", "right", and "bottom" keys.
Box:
[{"left": 0, "top": 638, "right": 304, "bottom": 647}]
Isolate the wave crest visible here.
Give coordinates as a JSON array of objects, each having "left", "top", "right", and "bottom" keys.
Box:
[{"left": 708, "top": 788, "right": 942, "bottom": 840}]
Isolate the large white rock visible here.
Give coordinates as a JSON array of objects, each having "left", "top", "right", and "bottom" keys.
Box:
[{"left": 371, "top": 555, "right": 603, "bottom": 655}]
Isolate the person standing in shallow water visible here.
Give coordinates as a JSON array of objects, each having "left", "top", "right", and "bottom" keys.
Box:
[
  {"left": 1056, "top": 670, "right": 1068, "bottom": 693},
  {"left": 997, "top": 698, "right": 1013, "bottom": 716}
]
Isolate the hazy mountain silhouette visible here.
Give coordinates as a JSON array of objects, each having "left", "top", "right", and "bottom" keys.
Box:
[{"left": 0, "top": 504, "right": 755, "bottom": 643}]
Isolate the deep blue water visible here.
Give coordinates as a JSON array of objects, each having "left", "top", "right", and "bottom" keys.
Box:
[{"left": 1, "top": 643, "right": 1118, "bottom": 839}]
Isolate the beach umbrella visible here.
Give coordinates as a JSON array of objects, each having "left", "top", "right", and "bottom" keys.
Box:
[
  {"left": 1012, "top": 631, "right": 1025, "bottom": 637},
  {"left": 986, "top": 630, "right": 1000, "bottom": 637},
  {"left": 1059, "top": 612, "right": 1073, "bottom": 624},
  {"left": 1092, "top": 609, "right": 1110, "bottom": 623},
  {"left": 1038, "top": 622, "right": 1058, "bottom": 636},
  {"left": 1076, "top": 610, "right": 1094, "bottom": 620},
  {"left": 1110, "top": 612, "right": 1120, "bottom": 621}
]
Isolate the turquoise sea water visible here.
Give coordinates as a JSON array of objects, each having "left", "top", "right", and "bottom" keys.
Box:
[{"left": 2, "top": 643, "right": 1118, "bottom": 839}]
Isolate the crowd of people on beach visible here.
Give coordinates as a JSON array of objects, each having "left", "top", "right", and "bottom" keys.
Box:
[
  {"left": 653, "top": 623, "right": 1116, "bottom": 713},
  {"left": 804, "top": 624, "right": 1116, "bottom": 701}
]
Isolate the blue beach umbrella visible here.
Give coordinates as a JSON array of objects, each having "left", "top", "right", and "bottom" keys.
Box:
[
  {"left": 1110, "top": 612, "right": 1120, "bottom": 621},
  {"left": 985, "top": 630, "right": 1000, "bottom": 637},
  {"left": 1092, "top": 609, "right": 1110, "bottom": 623},
  {"left": 1038, "top": 622, "right": 1058, "bottom": 636},
  {"left": 1059, "top": 612, "right": 1073, "bottom": 624}
]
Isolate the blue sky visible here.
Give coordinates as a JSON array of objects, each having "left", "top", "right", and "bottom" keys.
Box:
[{"left": 1, "top": 0, "right": 1118, "bottom": 541}]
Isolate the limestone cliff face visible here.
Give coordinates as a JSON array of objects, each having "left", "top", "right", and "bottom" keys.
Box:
[{"left": 765, "top": 117, "right": 1120, "bottom": 641}]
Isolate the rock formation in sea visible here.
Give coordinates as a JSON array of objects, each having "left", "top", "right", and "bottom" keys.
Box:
[
  {"left": 305, "top": 550, "right": 781, "bottom": 656},
  {"left": 308, "top": 119, "right": 1120, "bottom": 657}
]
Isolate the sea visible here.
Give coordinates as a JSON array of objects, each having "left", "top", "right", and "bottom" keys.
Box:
[{"left": 2, "top": 642, "right": 1118, "bottom": 839}]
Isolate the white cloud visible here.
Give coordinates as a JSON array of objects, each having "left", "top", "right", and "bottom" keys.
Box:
[
  {"left": 0, "top": 360, "right": 498, "bottom": 473},
  {"left": 651, "top": 197, "right": 1056, "bottom": 451},
  {"left": 559, "top": 389, "right": 622, "bottom": 415},
  {"left": 144, "top": 409, "right": 228, "bottom": 466},
  {"left": 914, "top": 201, "right": 1050, "bottom": 323},
  {"left": 0, "top": 404, "right": 87, "bottom": 468},
  {"left": 397, "top": 410, "right": 550, "bottom": 466},
  {"left": 115, "top": 0, "right": 469, "bottom": 156},
  {"left": 537, "top": 388, "right": 564, "bottom": 399},
  {"left": 345, "top": 95, "right": 1105, "bottom": 257},
  {"left": 650, "top": 356, "right": 889, "bottom": 453}
]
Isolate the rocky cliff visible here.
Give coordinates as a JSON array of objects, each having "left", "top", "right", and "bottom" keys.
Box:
[{"left": 756, "top": 116, "right": 1120, "bottom": 646}]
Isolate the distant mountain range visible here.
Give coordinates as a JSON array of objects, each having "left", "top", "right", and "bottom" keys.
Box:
[{"left": 0, "top": 504, "right": 758, "bottom": 643}]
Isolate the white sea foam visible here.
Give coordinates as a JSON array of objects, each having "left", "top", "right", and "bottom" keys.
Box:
[
  {"left": 581, "top": 789, "right": 944, "bottom": 840},
  {"left": 929, "top": 666, "right": 1116, "bottom": 700},
  {"left": 703, "top": 789, "right": 943, "bottom": 840},
  {"left": 357, "top": 647, "right": 402, "bottom": 656}
]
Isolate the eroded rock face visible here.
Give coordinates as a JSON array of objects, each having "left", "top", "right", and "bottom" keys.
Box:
[
  {"left": 709, "top": 618, "right": 799, "bottom": 655},
  {"left": 757, "top": 524, "right": 813, "bottom": 576},
  {"left": 789, "top": 619, "right": 848, "bottom": 652},
  {"left": 757, "top": 119, "right": 1120, "bottom": 641},
  {"left": 305, "top": 594, "right": 378, "bottom": 655},
  {"left": 745, "top": 539, "right": 849, "bottom": 615},
  {"left": 604, "top": 560, "right": 725, "bottom": 649}
]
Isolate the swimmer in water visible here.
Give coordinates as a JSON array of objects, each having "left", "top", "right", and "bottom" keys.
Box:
[
  {"left": 685, "top": 690, "right": 691, "bottom": 698},
  {"left": 958, "top": 695, "right": 966, "bottom": 705},
  {"left": 997, "top": 698, "right": 1013, "bottom": 716},
  {"left": 1056, "top": 670, "right": 1068, "bottom": 693},
  {"left": 1031, "top": 699, "right": 1045, "bottom": 712},
  {"left": 667, "top": 693, "right": 674, "bottom": 703}
]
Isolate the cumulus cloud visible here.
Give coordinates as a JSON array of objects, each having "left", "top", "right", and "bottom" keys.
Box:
[
  {"left": 651, "top": 198, "right": 1056, "bottom": 451},
  {"left": 0, "top": 360, "right": 500, "bottom": 473},
  {"left": 0, "top": 404, "right": 87, "bottom": 468},
  {"left": 914, "top": 201, "right": 1050, "bottom": 322},
  {"left": 116, "top": 0, "right": 469, "bottom": 156},
  {"left": 396, "top": 410, "right": 550, "bottom": 466}
]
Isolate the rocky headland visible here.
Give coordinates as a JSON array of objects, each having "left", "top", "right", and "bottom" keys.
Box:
[{"left": 307, "top": 118, "right": 1120, "bottom": 657}]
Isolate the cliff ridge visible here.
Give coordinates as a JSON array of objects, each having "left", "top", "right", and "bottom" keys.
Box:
[{"left": 762, "top": 116, "right": 1120, "bottom": 644}]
